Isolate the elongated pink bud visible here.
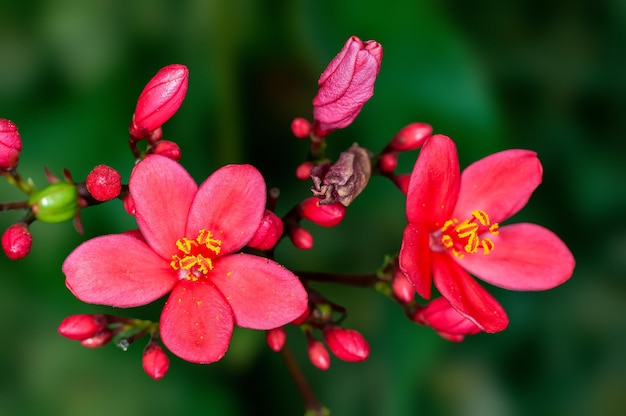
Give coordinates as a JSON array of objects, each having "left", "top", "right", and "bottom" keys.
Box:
[
  {"left": 291, "top": 117, "right": 312, "bottom": 139},
  {"left": 2, "top": 223, "right": 32, "bottom": 260},
  {"left": 86, "top": 165, "right": 122, "bottom": 201},
  {"left": 0, "top": 118, "right": 22, "bottom": 170},
  {"left": 289, "top": 226, "right": 313, "bottom": 250},
  {"left": 307, "top": 338, "right": 330, "bottom": 370},
  {"left": 58, "top": 314, "right": 108, "bottom": 341},
  {"left": 130, "top": 64, "right": 189, "bottom": 138},
  {"left": 388, "top": 123, "right": 432, "bottom": 151},
  {"left": 298, "top": 197, "right": 346, "bottom": 227},
  {"left": 152, "top": 140, "right": 181, "bottom": 161},
  {"left": 265, "top": 327, "right": 286, "bottom": 352},
  {"left": 312, "top": 36, "right": 382, "bottom": 136},
  {"left": 414, "top": 297, "right": 482, "bottom": 342},
  {"left": 323, "top": 326, "right": 370, "bottom": 362},
  {"left": 248, "top": 209, "right": 284, "bottom": 251},
  {"left": 142, "top": 343, "right": 170, "bottom": 380},
  {"left": 391, "top": 269, "right": 414, "bottom": 304}
]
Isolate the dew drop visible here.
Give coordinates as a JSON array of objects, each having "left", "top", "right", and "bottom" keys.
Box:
[{"left": 117, "top": 339, "right": 130, "bottom": 351}]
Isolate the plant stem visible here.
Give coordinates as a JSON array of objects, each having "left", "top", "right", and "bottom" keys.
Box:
[{"left": 280, "top": 344, "right": 326, "bottom": 415}]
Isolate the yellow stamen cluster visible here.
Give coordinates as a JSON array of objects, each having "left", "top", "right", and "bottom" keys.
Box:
[
  {"left": 170, "top": 229, "right": 222, "bottom": 280},
  {"left": 440, "top": 210, "right": 499, "bottom": 258}
]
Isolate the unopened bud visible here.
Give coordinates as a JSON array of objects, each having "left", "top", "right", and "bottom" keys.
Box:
[
  {"left": 28, "top": 182, "right": 79, "bottom": 223},
  {"left": 265, "top": 327, "right": 286, "bottom": 352},
  {"left": 2, "top": 223, "right": 32, "bottom": 260},
  {"left": 298, "top": 197, "right": 346, "bottom": 227},
  {"left": 311, "top": 143, "right": 371, "bottom": 206},
  {"left": 248, "top": 209, "right": 284, "bottom": 250},
  {"left": 123, "top": 194, "right": 136, "bottom": 216},
  {"left": 142, "top": 343, "right": 170, "bottom": 380},
  {"left": 152, "top": 140, "right": 181, "bottom": 161},
  {"left": 379, "top": 152, "right": 398, "bottom": 174},
  {"left": 391, "top": 269, "right": 414, "bottom": 303},
  {"left": 295, "top": 161, "right": 314, "bottom": 180},
  {"left": 0, "top": 118, "right": 22, "bottom": 170},
  {"left": 291, "top": 117, "right": 312, "bottom": 139},
  {"left": 80, "top": 329, "right": 113, "bottom": 348},
  {"left": 307, "top": 339, "right": 330, "bottom": 370},
  {"left": 389, "top": 123, "right": 432, "bottom": 151},
  {"left": 291, "top": 307, "right": 310, "bottom": 325},
  {"left": 392, "top": 174, "right": 411, "bottom": 195},
  {"left": 86, "top": 165, "right": 122, "bottom": 201},
  {"left": 130, "top": 64, "right": 189, "bottom": 138},
  {"left": 323, "top": 326, "right": 370, "bottom": 362},
  {"left": 414, "top": 297, "right": 482, "bottom": 342},
  {"left": 58, "top": 314, "right": 108, "bottom": 341},
  {"left": 289, "top": 226, "right": 313, "bottom": 250}
]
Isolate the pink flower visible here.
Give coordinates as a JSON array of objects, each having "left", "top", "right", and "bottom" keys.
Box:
[
  {"left": 63, "top": 155, "right": 308, "bottom": 363},
  {"left": 399, "top": 135, "right": 575, "bottom": 332},
  {"left": 312, "top": 36, "right": 382, "bottom": 136}
]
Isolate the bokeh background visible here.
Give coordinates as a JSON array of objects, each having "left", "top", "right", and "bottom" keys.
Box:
[{"left": 1, "top": 1, "right": 625, "bottom": 415}]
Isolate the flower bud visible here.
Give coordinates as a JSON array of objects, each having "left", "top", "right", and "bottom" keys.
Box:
[
  {"left": 58, "top": 314, "right": 108, "bottom": 341},
  {"left": 2, "top": 223, "right": 32, "bottom": 260},
  {"left": 152, "top": 140, "right": 181, "bottom": 161},
  {"left": 0, "top": 118, "right": 22, "bottom": 170},
  {"left": 265, "top": 327, "right": 286, "bottom": 352},
  {"left": 322, "top": 326, "right": 370, "bottom": 362},
  {"left": 298, "top": 197, "right": 346, "bottom": 227},
  {"left": 248, "top": 209, "right": 284, "bottom": 251},
  {"left": 391, "top": 269, "right": 414, "bottom": 304},
  {"left": 86, "top": 165, "right": 122, "bottom": 202},
  {"left": 312, "top": 36, "right": 382, "bottom": 136},
  {"left": 289, "top": 226, "right": 313, "bottom": 250},
  {"left": 307, "top": 339, "right": 330, "bottom": 370},
  {"left": 392, "top": 173, "right": 410, "bottom": 195},
  {"left": 295, "top": 161, "right": 314, "bottom": 180},
  {"left": 379, "top": 152, "right": 398, "bottom": 174},
  {"left": 123, "top": 194, "right": 136, "bottom": 216},
  {"left": 80, "top": 329, "right": 113, "bottom": 348},
  {"left": 28, "top": 182, "right": 79, "bottom": 223},
  {"left": 142, "top": 343, "right": 170, "bottom": 380},
  {"left": 388, "top": 123, "right": 432, "bottom": 151},
  {"left": 291, "top": 307, "right": 310, "bottom": 325},
  {"left": 130, "top": 64, "right": 189, "bottom": 138},
  {"left": 311, "top": 143, "right": 371, "bottom": 206},
  {"left": 291, "top": 117, "right": 312, "bottom": 139},
  {"left": 414, "top": 297, "right": 482, "bottom": 342}
]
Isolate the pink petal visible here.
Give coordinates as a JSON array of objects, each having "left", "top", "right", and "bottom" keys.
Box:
[
  {"left": 406, "top": 135, "right": 460, "bottom": 228},
  {"left": 160, "top": 279, "right": 234, "bottom": 364},
  {"left": 432, "top": 253, "right": 509, "bottom": 332},
  {"left": 454, "top": 149, "right": 542, "bottom": 223},
  {"left": 456, "top": 223, "right": 575, "bottom": 291},
  {"left": 210, "top": 254, "right": 307, "bottom": 329},
  {"left": 63, "top": 235, "right": 176, "bottom": 307},
  {"left": 131, "top": 155, "right": 197, "bottom": 259},
  {"left": 186, "top": 165, "right": 266, "bottom": 254},
  {"left": 398, "top": 223, "right": 433, "bottom": 299}
]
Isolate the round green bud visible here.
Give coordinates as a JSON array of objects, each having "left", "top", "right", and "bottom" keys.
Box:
[{"left": 28, "top": 182, "right": 79, "bottom": 223}]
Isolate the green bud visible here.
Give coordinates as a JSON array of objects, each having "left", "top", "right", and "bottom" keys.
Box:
[{"left": 28, "top": 182, "right": 79, "bottom": 223}]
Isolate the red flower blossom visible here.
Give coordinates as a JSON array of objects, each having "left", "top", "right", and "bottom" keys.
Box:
[
  {"left": 63, "top": 155, "right": 308, "bottom": 363},
  {"left": 399, "top": 135, "right": 575, "bottom": 332}
]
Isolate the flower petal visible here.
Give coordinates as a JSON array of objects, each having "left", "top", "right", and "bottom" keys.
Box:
[
  {"left": 406, "top": 135, "right": 460, "bottom": 227},
  {"left": 456, "top": 223, "right": 575, "bottom": 291},
  {"left": 432, "top": 253, "right": 508, "bottom": 332},
  {"left": 454, "top": 149, "right": 542, "bottom": 223},
  {"left": 160, "top": 279, "right": 234, "bottom": 364},
  {"left": 398, "top": 223, "right": 432, "bottom": 299},
  {"left": 186, "top": 164, "right": 266, "bottom": 254},
  {"left": 210, "top": 254, "right": 308, "bottom": 329},
  {"left": 131, "top": 155, "right": 197, "bottom": 259},
  {"left": 63, "top": 234, "right": 176, "bottom": 307}
]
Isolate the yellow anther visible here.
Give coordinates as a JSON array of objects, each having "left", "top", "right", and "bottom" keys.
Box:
[
  {"left": 176, "top": 237, "right": 197, "bottom": 254},
  {"left": 456, "top": 220, "right": 478, "bottom": 238},
  {"left": 471, "top": 210, "right": 490, "bottom": 227},
  {"left": 441, "top": 219, "right": 457, "bottom": 232},
  {"left": 481, "top": 238, "right": 494, "bottom": 254},
  {"left": 441, "top": 234, "right": 454, "bottom": 248},
  {"left": 465, "top": 233, "right": 479, "bottom": 253},
  {"left": 489, "top": 223, "right": 499, "bottom": 235}
]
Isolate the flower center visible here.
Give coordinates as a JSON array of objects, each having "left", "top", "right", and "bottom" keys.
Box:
[
  {"left": 170, "top": 229, "right": 222, "bottom": 281},
  {"left": 431, "top": 210, "right": 499, "bottom": 258}
]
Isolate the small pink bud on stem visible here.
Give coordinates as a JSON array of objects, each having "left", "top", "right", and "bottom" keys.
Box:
[
  {"left": 322, "top": 326, "right": 370, "bottom": 362},
  {"left": 86, "top": 165, "right": 122, "bottom": 202},
  {"left": 0, "top": 118, "right": 22, "bottom": 171},
  {"left": 2, "top": 223, "right": 32, "bottom": 260},
  {"left": 298, "top": 197, "right": 346, "bottom": 227},
  {"left": 388, "top": 123, "right": 432, "bottom": 152},
  {"left": 142, "top": 342, "right": 170, "bottom": 380},
  {"left": 307, "top": 338, "right": 330, "bottom": 370},
  {"left": 266, "top": 327, "right": 287, "bottom": 352},
  {"left": 291, "top": 117, "right": 312, "bottom": 139},
  {"left": 289, "top": 226, "right": 313, "bottom": 250},
  {"left": 248, "top": 209, "right": 284, "bottom": 251},
  {"left": 58, "top": 314, "right": 108, "bottom": 341}
]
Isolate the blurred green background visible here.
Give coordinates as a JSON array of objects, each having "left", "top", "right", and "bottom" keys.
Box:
[{"left": 1, "top": 0, "right": 625, "bottom": 415}]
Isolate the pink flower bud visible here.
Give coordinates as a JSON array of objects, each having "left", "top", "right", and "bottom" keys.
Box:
[
  {"left": 152, "top": 140, "right": 181, "bottom": 161},
  {"left": 86, "top": 165, "right": 122, "bottom": 201},
  {"left": 391, "top": 269, "right": 414, "bottom": 304},
  {"left": 291, "top": 307, "right": 310, "bottom": 325},
  {"left": 323, "top": 327, "right": 370, "bottom": 362},
  {"left": 130, "top": 64, "right": 189, "bottom": 138},
  {"left": 379, "top": 152, "right": 398, "bottom": 174},
  {"left": 0, "top": 118, "right": 22, "bottom": 170},
  {"left": 123, "top": 194, "right": 136, "bottom": 216},
  {"left": 291, "top": 117, "right": 312, "bottom": 139},
  {"left": 248, "top": 209, "right": 284, "bottom": 251},
  {"left": 142, "top": 343, "right": 170, "bottom": 380},
  {"left": 312, "top": 36, "right": 382, "bottom": 136},
  {"left": 392, "top": 173, "right": 411, "bottom": 195},
  {"left": 307, "top": 339, "right": 330, "bottom": 370},
  {"left": 414, "top": 297, "right": 482, "bottom": 342},
  {"left": 389, "top": 123, "right": 432, "bottom": 151},
  {"left": 2, "top": 223, "right": 32, "bottom": 260},
  {"left": 265, "top": 327, "right": 286, "bottom": 352},
  {"left": 289, "top": 226, "right": 313, "bottom": 250},
  {"left": 298, "top": 197, "right": 346, "bottom": 227},
  {"left": 58, "top": 314, "right": 108, "bottom": 341},
  {"left": 295, "top": 161, "right": 314, "bottom": 180},
  {"left": 80, "top": 329, "right": 113, "bottom": 348}
]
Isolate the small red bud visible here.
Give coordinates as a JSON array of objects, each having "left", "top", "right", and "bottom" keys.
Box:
[
  {"left": 389, "top": 122, "right": 432, "bottom": 151},
  {"left": 0, "top": 118, "right": 22, "bottom": 170},
  {"left": 323, "top": 327, "right": 370, "bottom": 362},
  {"left": 86, "top": 165, "right": 122, "bottom": 201},
  {"left": 130, "top": 64, "right": 189, "bottom": 138},
  {"left": 379, "top": 152, "right": 398, "bottom": 174},
  {"left": 152, "top": 140, "right": 181, "bottom": 161},
  {"left": 2, "top": 223, "right": 32, "bottom": 260},
  {"left": 298, "top": 197, "right": 346, "bottom": 227},
  {"left": 291, "top": 117, "right": 312, "bottom": 139},
  {"left": 391, "top": 269, "right": 414, "bottom": 304},
  {"left": 307, "top": 339, "right": 330, "bottom": 370},
  {"left": 265, "top": 327, "right": 286, "bottom": 352},
  {"left": 295, "top": 161, "right": 314, "bottom": 180},
  {"left": 248, "top": 209, "right": 284, "bottom": 251},
  {"left": 123, "top": 194, "right": 136, "bottom": 216},
  {"left": 142, "top": 343, "right": 170, "bottom": 380},
  {"left": 289, "top": 226, "right": 313, "bottom": 250},
  {"left": 58, "top": 314, "right": 108, "bottom": 341},
  {"left": 291, "top": 307, "right": 310, "bottom": 325},
  {"left": 80, "top": 329, "right": 113, "bottom": 348},
  {"left": 393, "top": 173, "right": 411, "bottom": 195}
]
